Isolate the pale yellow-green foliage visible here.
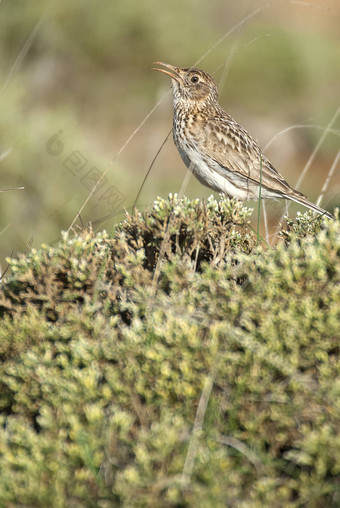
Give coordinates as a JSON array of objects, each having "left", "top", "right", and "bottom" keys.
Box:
[{"left": 0, "top": 196, "right": 339, "bottom": 507}]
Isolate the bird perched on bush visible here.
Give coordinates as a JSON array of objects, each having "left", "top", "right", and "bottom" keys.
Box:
[{"left": 153, "top": 61, "right": 333, "bottom": 219}]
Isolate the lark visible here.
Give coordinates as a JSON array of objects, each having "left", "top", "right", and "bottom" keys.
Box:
[{"left": 153, "top": 61, "right": 334, "bottom": 219}]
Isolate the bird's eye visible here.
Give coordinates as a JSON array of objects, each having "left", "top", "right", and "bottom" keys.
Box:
[{"left": 191, "top": 76, "right": 199, "bottom": 83}]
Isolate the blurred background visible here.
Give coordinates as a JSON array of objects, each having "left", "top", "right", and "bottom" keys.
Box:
[{"left": 0, "top": 0, "right": 339, "bottom": 265}]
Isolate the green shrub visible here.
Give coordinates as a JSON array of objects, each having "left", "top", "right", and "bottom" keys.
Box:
[{"left": 0, "top": 195, "right": 339, "bottom": 507}]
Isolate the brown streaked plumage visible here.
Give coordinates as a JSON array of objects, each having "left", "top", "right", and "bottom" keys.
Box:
[{"left": 152, "top": 61, "right": 334, "bottom": 219}]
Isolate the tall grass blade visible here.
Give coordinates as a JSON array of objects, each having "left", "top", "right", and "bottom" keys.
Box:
[{"left": 257, "top": 155, "right": 263, "bottom": 246}]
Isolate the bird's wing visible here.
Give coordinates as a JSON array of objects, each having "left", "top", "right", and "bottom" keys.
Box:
[{"left": 195, "top": 114, "right": 304, "bottom": 198}]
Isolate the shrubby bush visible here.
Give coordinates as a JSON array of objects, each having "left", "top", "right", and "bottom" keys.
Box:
[{"left": 0, "top": 195, "right": 339, "bottom": 507}]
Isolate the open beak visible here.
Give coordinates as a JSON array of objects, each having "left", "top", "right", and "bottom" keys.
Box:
[{"left": 152, "top": 61, "right": 182, "bottom": 83}]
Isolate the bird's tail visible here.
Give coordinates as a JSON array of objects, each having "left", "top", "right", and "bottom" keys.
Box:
[{"left": 286, "top": 194, "right": 334, "bottom": 220}]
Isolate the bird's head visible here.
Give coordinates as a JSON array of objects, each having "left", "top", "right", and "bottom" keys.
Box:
[{"left": 152, "top": 62, "right": 218, "bottom": 109}]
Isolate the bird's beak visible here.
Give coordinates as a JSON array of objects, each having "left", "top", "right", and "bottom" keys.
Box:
[{"left": 152, "top": 61, "right": 183, "bottom": 83}]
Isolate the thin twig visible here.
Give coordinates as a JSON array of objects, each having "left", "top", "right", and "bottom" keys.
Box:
[
  {"left": 262, "top": 200, "right": 269, "bottom": 244},
  {"left": 132, "top": 129, "right": 172, "bottom": 209},
  {"left": 67, "top": 92, "right": 171, "bottom": 233},
  {"left": 257, "top": 155, "right": 263, "bottom": 246},
  {"left": 294, "top": 107, "right": 340, "bottom": 191},
  {"left": 218, "top": 435, "right": 263, "bottom": 473},
  {"left": 316, "top": 149, "right": 340, "bottom": 207},
  {"left": 0, "top": 187, "right": 24, "bottom": 193},
  {"left": 263, "top": 124, "right": 340, "bottom": 153},
  {"left": 216, "top": 22, "right": 244, "bottom": 94},
  {"left": 194, "top": 2, "right": 275, "bottom": 67},
  {"left": 272, "top": 107, "right": 340, "bottom": 238},
  {"left": 0, "top": 148, "right": 12, "bottom": 162},
  {"left": 289, "top": 0, "right": 330, "bottom": 10},
  {"left": 181, "top": 358, "right": 220, "bottom": 488},
  {"left": 0, "top": 249, "right": 14, "bottom": 282},
  {"left": 0, "top": 0, "right": 55, "bottom": 96}
]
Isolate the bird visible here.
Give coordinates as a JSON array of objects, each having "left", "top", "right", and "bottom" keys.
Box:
[{"left": 152, "top": 61, "right": 334, "bottom": 219}]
